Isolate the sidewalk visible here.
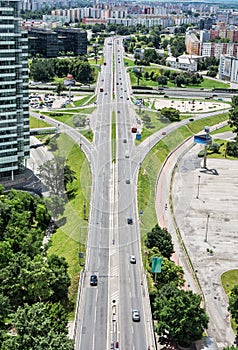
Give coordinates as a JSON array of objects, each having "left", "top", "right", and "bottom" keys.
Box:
[{"left": 156, "top": 133, "right": 237, "bottom": 349}]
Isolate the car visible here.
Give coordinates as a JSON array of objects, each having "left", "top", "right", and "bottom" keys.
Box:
[
  {"left": 164, "top": 95, "right": 169, "bottom": 98},
  {"left": 127, "top": 97, "right": 129, "bottom": 100},
  {"left": 127, "top": 218, "right": 133, "bottom": 225},
  {"left": 132, "top": 309, "right": 140, "bottom": 322},
  {"left": 123, "top": 139, "right": 127, "bottom": 143},
  {"left": 120, "top": 96, "right": 123, "bottom": 99},
  {"left": 125, "top": 152, "right": 129, "bottom": 158},
  {"left": 130, "top": 255, "right": 136, "bottom": 264},
  {"left": 126, "top": 179, "right": 130, "bottom": 184},
  {"left": 90, "top": 274, "right": 98, "bottom": 286},
  {"left": 162, "top": 131, "right": 167, "bottom": 135},
  {"left": 118, "top": 110, "right": 120, "bottom": 113},
  {"left": 189, "top": 118, "right": 194, "bottom": 122},
  {"left": 105, "top": 92, "right": 107, "bottom": 95},
  {"left": 40, "top": 115, "right": 45, "bottom": 119}
]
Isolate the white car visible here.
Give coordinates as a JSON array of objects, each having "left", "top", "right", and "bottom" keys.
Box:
[
  {"left": 130, "top": 255, "right": 136, "bottom": 264},
  {"left": 132, "top": 309, "right": 140, "bottom": 322}
]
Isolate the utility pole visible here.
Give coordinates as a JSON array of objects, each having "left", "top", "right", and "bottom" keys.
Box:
[{"left": 196, "top": 175, "right": 201, "bottom": 199}]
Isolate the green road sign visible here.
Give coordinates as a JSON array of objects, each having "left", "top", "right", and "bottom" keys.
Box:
[{"left": 151, "top": 257, "right": 162, "bottom": 273}]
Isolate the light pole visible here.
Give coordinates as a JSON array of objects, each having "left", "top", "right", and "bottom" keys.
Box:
[
  {"left": 205, "top": 213, "right": 210, "bottom": 242},
  {"left": 196, "top": 175, "right": 201, "bottom": 199}
]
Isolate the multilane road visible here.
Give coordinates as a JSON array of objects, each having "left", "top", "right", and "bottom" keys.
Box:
[
  {"left": 30, "top": 37, "right": 234, "bottom": 350},
  {"left": 74, "top": 38, "right": 150, "bottom": 350}
]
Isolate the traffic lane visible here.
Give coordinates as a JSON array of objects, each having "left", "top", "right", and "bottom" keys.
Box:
[
  {"left": 79, "top": 286, "right": 98, "bottom": 350},
  {"left": 117, "top": 199, "right": 147, "bottom": 350}
]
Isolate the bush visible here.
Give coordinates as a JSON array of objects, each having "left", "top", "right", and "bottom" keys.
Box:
[{"left": 226, "top": 141, "right": 238, "bottom": 157}]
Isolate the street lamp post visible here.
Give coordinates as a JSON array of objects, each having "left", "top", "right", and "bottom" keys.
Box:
[
  {"left": 196, "top": 175, "right": 201, "bottom": 199},
  {"left": 205, "top": 213, "right": 210, "bottom": 242}
]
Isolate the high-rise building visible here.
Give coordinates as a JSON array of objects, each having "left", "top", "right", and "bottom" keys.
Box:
[{"left": 0, "top": 0, "right": 30, "bottom": 179}]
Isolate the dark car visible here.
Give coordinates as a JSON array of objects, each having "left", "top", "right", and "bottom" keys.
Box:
[
  {"left": 90, "top": 274, "right": 98, "bottom": 286},
  {"left": 189, "top": 118, "right": 194, "bottom": 122},
  {"left": 127, "top": 218, "right": 133, "bottom": 225},
  {"left": 40, "top": 115, "right": 45, "bottom": 119}
]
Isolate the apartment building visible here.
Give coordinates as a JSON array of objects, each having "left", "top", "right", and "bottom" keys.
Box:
[
  {"left": 219, "top": 55, "right": 238, "bottom": 83},
  {"left": 0, "top": 0, "right": 30, "bottom": 179}
]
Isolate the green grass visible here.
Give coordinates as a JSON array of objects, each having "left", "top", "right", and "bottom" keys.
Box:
[
  {"left": 42, "top": 107, "right": 96, "bottom": 131},
  {"left": 135, "top": 109, "right": 173, "bottom": 143},
  {"left": 138, "top": 113, "right": 228, "bottom": 233},
  {"left": 55, "top": 107, "right": 96, "bottom": 114},
  {"left": 30, "top": 116, "right": 51, "bottom": 128},
  {"left": 221, "top": 270, "right": 238, "bottom": 294},
  {"left": 128, "top": 67, "right": 230, "bottom": 89},
  {"left": 112, "top": 111, "right": 116, "bottom": 163},
  {"left": 47, "top": 133, "right": 91, "bottom": 319},
  {"left": 211, "top": 124, "right": 233, "bottom": 135},
  {"left": 88, "top": 56, "right": 104, "bottom": 65},
  {"left": 198, "top": 138, "right": 238, "bottom": 160},
  {"left": 73, "top": 94, "right": 94, "bottom": 107},
  {"left": 123, "top": 57, "right": 135, "bottom": 67},
  {"left": 221, "top": 269, "right": 238, "bottom": 331}
]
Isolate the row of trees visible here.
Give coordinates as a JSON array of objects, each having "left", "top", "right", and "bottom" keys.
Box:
[
  {"left": 0, "top": 187, "right": 73, "bottom": 349},
  {"left": 145, "top": 224, "right": 209, "bottom": 347},
  {"left": 133, "top": 68, "right": 204, "bottom": 88},
  {"left": 223, "top": 94, "right": 238, "bottom": 339},
  {"left": 30, "top": 57, "right": 95, "bottom": 83},
  {"left": 227, "top": 95, "right": 238, "bottom": 157}
]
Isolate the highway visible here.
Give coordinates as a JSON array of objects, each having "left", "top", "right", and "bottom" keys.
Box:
[
  {"left": 73, "top": 37, "right": 151, "bottom": 350},
  {"left": 29, "top": 37, "right": 234, "bottom": 350}
]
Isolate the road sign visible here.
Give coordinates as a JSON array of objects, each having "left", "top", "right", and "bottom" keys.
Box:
[
  {"left": 152, "top": 257, "right": 162, "bottom": 273},
  {"left": 194, "top": 134, "right": 212, "bottom": 145}
]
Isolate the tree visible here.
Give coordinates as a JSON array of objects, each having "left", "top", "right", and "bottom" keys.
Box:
[
  {"left": 55, "top": 81, "right": 65, "bottom": 96},
  {"left": 38, "top": 157, "right": 66, "bottom": 196},
  {"left": 44, "top": 195, "right": 65, "bottom": 220},
  {"left": 146, "top": 224, "right": 174, "bottom": 259},
  {"left": 153, "top": 283, "right": 209, "bottom": 347},
  {"left": 2, "top": 302, "right": 74, "bottom": 350},
  {"left": 30, "top": 58, "right": 54, "bottom": 82},
  {"left": 134, "top": 69, "right": 143, "bottom": 86},
  {"left": 64, "top": 164, "right": 76, "bottom": 188},
  {"left": 144, "top": 71, "right": 149, "bottom": 79},
  {"left": 228, "top": 285, "right": 238, "bottom": 332},
  {"left": 156, "top": 258, "right": 184, "bottom": 287},
  {"left": 175, "top": 74, "right": 186, "bottom": 87},
  {"left": 160, "top": 107, "right": 180, "bottom": 122},
  {"left": 156, "top": 75, "right": 168, "bottom": 86},
  {"left": 228, "top": 96, "right": 238, "bottom": 140}
]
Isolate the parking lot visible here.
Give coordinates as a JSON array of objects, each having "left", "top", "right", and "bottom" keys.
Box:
[{"left": 152, "top": 98, "right": 229, "bottom": 114}]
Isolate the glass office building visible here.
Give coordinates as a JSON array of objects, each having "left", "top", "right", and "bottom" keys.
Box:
[{"left": 0, "top": 0, "right": 30, "bottom": 179}]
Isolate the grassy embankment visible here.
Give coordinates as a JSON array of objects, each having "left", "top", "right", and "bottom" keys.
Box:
[
  {"left": 46, "top": 133, "right": 91, "bottom": 319},
  {"left": 221, "top": 270, "right": 238, "bottom": 331}
]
